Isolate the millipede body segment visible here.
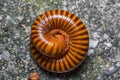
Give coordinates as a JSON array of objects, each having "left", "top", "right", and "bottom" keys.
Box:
[{"left": 30, "top": 10, "right": 89, "bottom": 73}]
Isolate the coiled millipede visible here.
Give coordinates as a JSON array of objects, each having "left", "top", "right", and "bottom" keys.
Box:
[{"left": 30, "top": 10, "right": 89, "bottom": 73}]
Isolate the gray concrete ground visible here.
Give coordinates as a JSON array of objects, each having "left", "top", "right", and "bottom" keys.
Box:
[{"left": 0, "top": 0, "right": 120, "bottom": 80}]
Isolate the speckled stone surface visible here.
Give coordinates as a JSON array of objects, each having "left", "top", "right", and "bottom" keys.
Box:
[{"left": 0, "top": 0, "right": 120, "bottom": 80}]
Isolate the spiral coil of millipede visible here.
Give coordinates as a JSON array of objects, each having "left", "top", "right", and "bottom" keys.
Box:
[{"left": 30, "top": 10, "right": 89, "bottom": 73}]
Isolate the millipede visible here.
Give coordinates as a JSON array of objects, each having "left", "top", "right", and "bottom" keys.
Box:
[{"left": 30, "top": 10, "right": 89, "bottom": 73}]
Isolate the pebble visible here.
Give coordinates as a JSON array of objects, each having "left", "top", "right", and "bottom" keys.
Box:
[
  {"left": 71, "top": 6, "right": 76, "bottom": 10},
  {"left": 115, "top": 49, "right": 120, "bottom": 61},
  {"left": 0, "top": 44, "right": 5, "bottom": 49},
  {"left": 0, "top": 55, "right": 2, "bottom": 60},
  {"left": 116, "top": 3, "right": 120, "bottom": 7},
  {"left": 6, "top": 15, "right": 11, "bottom": 20},
  {"left": 103, "top": 33, "right": 109, "bottom": 39},
  {"left": 116, "top": 62, "right": 120, "bottom": 67},
  {"left": 49, "top": 0, "right": 53, "bottom": 3},
  {"left": 63, "top": 1, "right": 67, "bottom": 5},
  {"left": 97, "top": 75, "right": 102, "bottom": 80},
  {"left": 26, "top": 54, "right": 30, "bottom": 61},
  {"left": 1, "top": 51, "right": 10, "bottom": 61},
  {"left": 104, "top": 66, "right": 115, "bottom": 75},
  {"left": 2, "top": 7, "right": 7, "bottom": 12},
  {"left": 89, "top": 40, "right": 99, "bottom": 48},
  {"left": 109, "top": 66, "right": 115, "bottom": 71},
  {"left": 16, "top": 16, "right": 24, "bottom": 21},
  {"left": 87, "top": 49, "right": 94, "bottom": 56},
  {"left": 104, "top": 42, "right": 112, "bottom": 47},
  {"left": 0, "top": 15, "right": 3, "bottom": 20},
  {"left": 93, "top": 32, "right": 99, "bottom": 39},
  {"left": 118, "top": 33, "right": 120, "bottom": 38}
]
